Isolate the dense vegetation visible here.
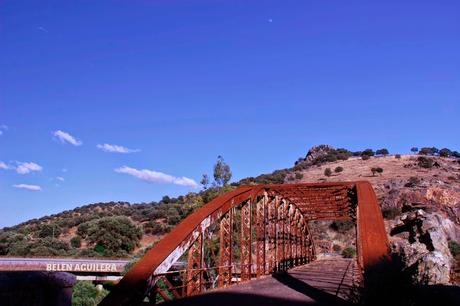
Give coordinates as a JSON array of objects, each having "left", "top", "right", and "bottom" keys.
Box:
[{"left": 72, "top": 281, "right": 108, "bottom": 306}]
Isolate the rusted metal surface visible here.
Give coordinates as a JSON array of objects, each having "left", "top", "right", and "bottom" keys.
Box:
[
  {"left": 186, "top": 233, "right": 203, "bottom": 296},
  {"left": 355, "top": 181, "right": 390, "bottom": 272},
  {"left": 100, "top": 182, "right": 389, "bottom": 306},
  {"left": 255, "top": 196, "right": 266, "bottom": 277},
  {"left": 218, "top": 209, "right": 233, "bottom": 287},
  {"left": 240, "top": 200, "right": 252, "bottom": 281}
]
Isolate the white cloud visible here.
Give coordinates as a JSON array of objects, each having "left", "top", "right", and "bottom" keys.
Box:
[
  {"left": 13, "top": 184, "right": 42, "bottom": 191},
  {"left": 37, "top": 26, "right": 48, "bottom": 33},
  {"left": 115, "top": 166, "right": 198, "bottom": 188},
  {"left": 97, "top": 143, "right": 140, "bottom": 154},
  {"left": 0, "top": 125, "right": 7, "bottom": 135},
  {"left": 0, "top": 161, "right": 9, "bottom": 170},
  {"left": 56, "top": 176, "right": 65, "bottom": 181},
  {"left": 16, "top": 162, "right": 43, "bottom": 174},
  {"left": 53, "top": 130, "right": 82, "bottom": 146}
]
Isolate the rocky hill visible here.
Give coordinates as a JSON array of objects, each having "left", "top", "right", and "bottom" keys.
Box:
[
  {"left": 291, "top": 148, "right": 460, "bottom": 285},
  {"left": 1, "top": 145, "right": 459, "bottom": 284}
]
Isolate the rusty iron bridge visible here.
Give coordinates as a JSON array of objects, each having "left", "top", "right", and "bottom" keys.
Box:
[{"left": 100, "top": 182, "right": 390, "bottom": 305}]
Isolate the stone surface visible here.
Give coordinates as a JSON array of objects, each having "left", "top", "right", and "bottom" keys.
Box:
[
  {"left": 295, "top": 145, "right": 336, "bottom": 166},
  {"left": 391, "top": 212, "right": 453, "bottom": 285}
]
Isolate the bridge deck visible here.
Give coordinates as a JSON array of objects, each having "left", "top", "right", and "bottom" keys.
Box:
[{"left": 164, "top": 257, "right": 359, "bottom": 306}]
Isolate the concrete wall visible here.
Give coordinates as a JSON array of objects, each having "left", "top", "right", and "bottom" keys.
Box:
[{"left": 0, "top": 272, "right": 76, "bottom": 306}]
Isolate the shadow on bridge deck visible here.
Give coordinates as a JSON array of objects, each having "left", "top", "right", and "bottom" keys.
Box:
[{"left": 163, "top": 258, "right": 358, "bottom": 306}]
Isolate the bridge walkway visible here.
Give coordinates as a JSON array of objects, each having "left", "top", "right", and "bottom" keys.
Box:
[{"left": 163, "top": 257, "right": 360, "bottom": 306}]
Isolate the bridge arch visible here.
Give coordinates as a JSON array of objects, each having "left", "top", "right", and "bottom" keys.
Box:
[{"left": 101, "top": 181, "right": 389, "bottom": 305}]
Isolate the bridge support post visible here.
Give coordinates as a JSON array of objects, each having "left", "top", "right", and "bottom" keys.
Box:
[
  {"left": 255, "top": 195, "right": 267, "bottom": 277},
  {"left": 186, "top": 233, "right": 204, "bottom": 296},
  {"left": 218, "top": 209, "right": 233, "bottom": 287},
  {"left": 267, "top": 197, "right": 277, "bottom": 273},
  {"left": 240, "top": 200, "right": 252, "bottom": 281}
]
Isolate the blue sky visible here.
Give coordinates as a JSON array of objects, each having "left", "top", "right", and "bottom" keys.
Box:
[{"left": 0, "top": 0, "right": 459, "bottom": 228}]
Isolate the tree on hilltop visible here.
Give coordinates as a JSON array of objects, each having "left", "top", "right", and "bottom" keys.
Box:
[
  {"left": 361, "top": 149, "right": 375, "bottom": 157},
  {"left": 376, "top": 148, "right": 389, "bottom": 156},
  {"left": 214, "top": 155, "right": 232, "bottom": 186},
  {"left": 439, "top": 148, "right": 452, "bottom": 157}
]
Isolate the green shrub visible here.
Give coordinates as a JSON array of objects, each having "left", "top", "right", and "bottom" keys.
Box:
[
  {"left": 324, "top": 168, "right": 332, "bottom": 177},
  {"left": 448, "top": 241, "right": 460, "bottom": 257},
  {"left": 330, "top": 220, "right": 354, "bottom": 232},
  {"left": 70, "top": 236, "right": 81, "bottom": 248},
  {"left": 29, "top": 238, "right": 71, "bottom": 256},
  {"left": 404, "top": 177, "right": 420, "bottom": 188},
  {"left": 38, "top": 223, "right": 61, "bottom": 238},
  {"left": 362, "top": 155, "right": 371, "bottom": 160},
  {"left": 334, "top": 166, "right": 343, "bottom": 173},
  {"left": 342, "top": 247, "right": 356, "bottom": 258},
  {"left": 82, "top": 216, "right": 142, "bottom": 255},
  {"left": 295, "top": 172, "right": 304, "bottom": 180},
  {"left": 332, "top": 244, "right": 342, "bottom": 252},
  {"left": 395, "top": 154, "right": 401, "bottom": 159},
  {"left": 72, "top": 281, "right": 108, "bottom": 306},
  {"left": 371, "top": 167, "right": 384, "bottom": 176},
  {"left": 417, "top": 156, "right": 434, "bottom": 168},
  {"left": 143, "top": 221, "right": 167, "bottom": 235}
]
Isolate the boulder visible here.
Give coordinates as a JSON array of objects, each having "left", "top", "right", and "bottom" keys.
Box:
[{"left": 391, "top": 211, "right": 453, "bottom": 285}]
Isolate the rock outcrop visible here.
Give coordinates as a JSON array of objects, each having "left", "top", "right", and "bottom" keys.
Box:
[
  {"left": 391, "top": 210, "right": 453, "bottom": 284},
  {"left": 295, "top": 145, "right": 336, "bottom": 166}
]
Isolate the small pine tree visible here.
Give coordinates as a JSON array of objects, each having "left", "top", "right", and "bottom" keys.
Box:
[{"left": 417, "top": 156, "right": 434, "bottom": 168}]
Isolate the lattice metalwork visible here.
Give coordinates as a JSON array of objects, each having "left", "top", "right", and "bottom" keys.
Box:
[
  {"left": 186, "top": 233, "right": 203, "bottom": 296},
  {"left": 218, "top": 209, "right": 233, "bottom": 287},
  {"left": 240, "top": 200, "right": 252, "bottom": 281},
  {"left": 100, "top": 182, "right": 389, "bottom": 306}
]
